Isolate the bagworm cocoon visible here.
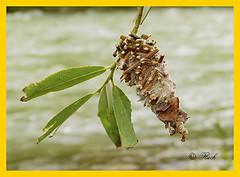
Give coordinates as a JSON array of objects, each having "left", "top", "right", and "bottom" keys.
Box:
[{"left": 114, "top": 34, "right": 189, "bottom": 142}]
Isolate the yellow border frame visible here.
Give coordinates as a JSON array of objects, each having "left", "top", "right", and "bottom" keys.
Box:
[{"left": 1, "top": 0, "right": 239, "bottom": 176}]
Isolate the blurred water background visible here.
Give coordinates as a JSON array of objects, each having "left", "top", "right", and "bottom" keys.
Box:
[{"left": 7, "top": 7, "right": 233, "bottom": 170}]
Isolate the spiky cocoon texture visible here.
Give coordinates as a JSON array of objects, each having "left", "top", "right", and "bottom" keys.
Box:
[{"left": 113, "top": 34, "right": 189, "bottom": 142}]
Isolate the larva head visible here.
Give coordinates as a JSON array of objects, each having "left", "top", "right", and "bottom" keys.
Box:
[
  {"left": 170, "top": 97, "right": 189, "bottom": 123},
  {"left": 155, "top": 97, "right": 186, "bottom": 122},
  {"left": 169, "top": 97, "right": 179, "bottom": 110},
  {"left": 178, "top": 109, "right": 189, "bottom": 123}
]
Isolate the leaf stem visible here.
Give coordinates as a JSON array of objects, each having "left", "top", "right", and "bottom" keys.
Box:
[
  {"left": 131, "top": 7, "right": 144, "bottom": 35},
  {"left": 95, "top": 62, "right": 116, "bottom": 94}
]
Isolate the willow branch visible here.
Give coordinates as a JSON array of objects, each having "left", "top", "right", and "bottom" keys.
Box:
[{"left": 131, "top": 7, "right": 144, "bottom": 35}]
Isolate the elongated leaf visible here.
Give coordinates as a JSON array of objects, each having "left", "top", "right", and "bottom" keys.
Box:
[
  {"left": 21, "top": 66, "right": 106, "bottom": 102},
  {"left": 140, "top": 6, "right": 151, "bottom": 25},
  {"left": 37, "top": 93, "right": 93, "bottom": 143},
  {"left": 98, "top": 85, "right": 121, "bottom": 147},
  {"left": 112, "top": 85, "right": 138, "bottom": 148}
]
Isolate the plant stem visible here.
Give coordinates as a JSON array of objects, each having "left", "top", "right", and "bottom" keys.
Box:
[
  {"left": 95, "top": 62, "right": 116, "bottom": 94},
  {"left": 131, "top": 7, "right": 144, "bottom": 35}
]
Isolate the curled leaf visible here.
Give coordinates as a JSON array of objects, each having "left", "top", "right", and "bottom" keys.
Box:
[
  {"left": 21, "top": 66, "right": 106, "bottom": 102},
  {"left": 98, "top": 84, "right": 121, "bottom": 147},
  {"left": 37, "top": 93, "right": 93, "bottom": 143},
  {"left": 112, "top": 85, "right": 138, "bottom": 148}
]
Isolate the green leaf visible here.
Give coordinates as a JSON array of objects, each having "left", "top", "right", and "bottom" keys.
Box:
[
  {"left": 98, "top": 84, "right": 121, "bottom": 147},
  {"left": 112, "top": 85, "right": 138, "bottom": 148},
  {"left": 37, "top": 93, "right": 93, "bottom": 143},
  {"left": 140, "top": 6, "right": 151, "bottom": 25},
  {"left": 21, "top": 66, "right": 106, "bottom": 102}
]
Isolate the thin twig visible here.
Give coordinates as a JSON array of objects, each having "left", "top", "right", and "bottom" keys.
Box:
[
  {"left": 131, "top": 7, "right": 144, "bottom": 35},
  {"left": 95, "top": 62, "right": 116, "bottom": 94},
  {"left": 140, "top": 7, "right": 151, "bottom": 25}
]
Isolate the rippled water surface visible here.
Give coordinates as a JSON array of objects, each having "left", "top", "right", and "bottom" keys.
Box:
[{"left": 7, "top": 7, "right": 233, "bottom": 170}]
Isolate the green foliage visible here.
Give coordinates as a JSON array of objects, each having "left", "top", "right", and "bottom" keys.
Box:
[
  {"left": 37, "top": 93, "right": 93, "bottom": 143},
  {"left": 21, "top": 66, "right": 106, "bottom": 101},
  {"left": 21, "top": 6, "right": 151, "bottom": 148},
  {"left": 98, "top": 84, "right": 121, "bottom": 147},
  {"left": 112, "top": 85, "right": 138, "bottom": 148}
]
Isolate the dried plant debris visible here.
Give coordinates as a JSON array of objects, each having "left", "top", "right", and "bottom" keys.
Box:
[{"left": 113, "top": 34, "right": 189, "bottom": 142}]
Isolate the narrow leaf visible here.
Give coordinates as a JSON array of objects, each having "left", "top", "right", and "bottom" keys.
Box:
[
  {"left": 21, "top": 66, "right": 106, "bottom": 102},
  {"left": 140, "top": 6, "right": 151, "bottom": 25},
  {"left": 37, "top": 93, "right": 93, "bottom": 143},
  {"left": 98, "top": 85, "right": 121, "bottom": 147},
  {"left": 112, "top": 85, "right": 138, "bottom": 148}
]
